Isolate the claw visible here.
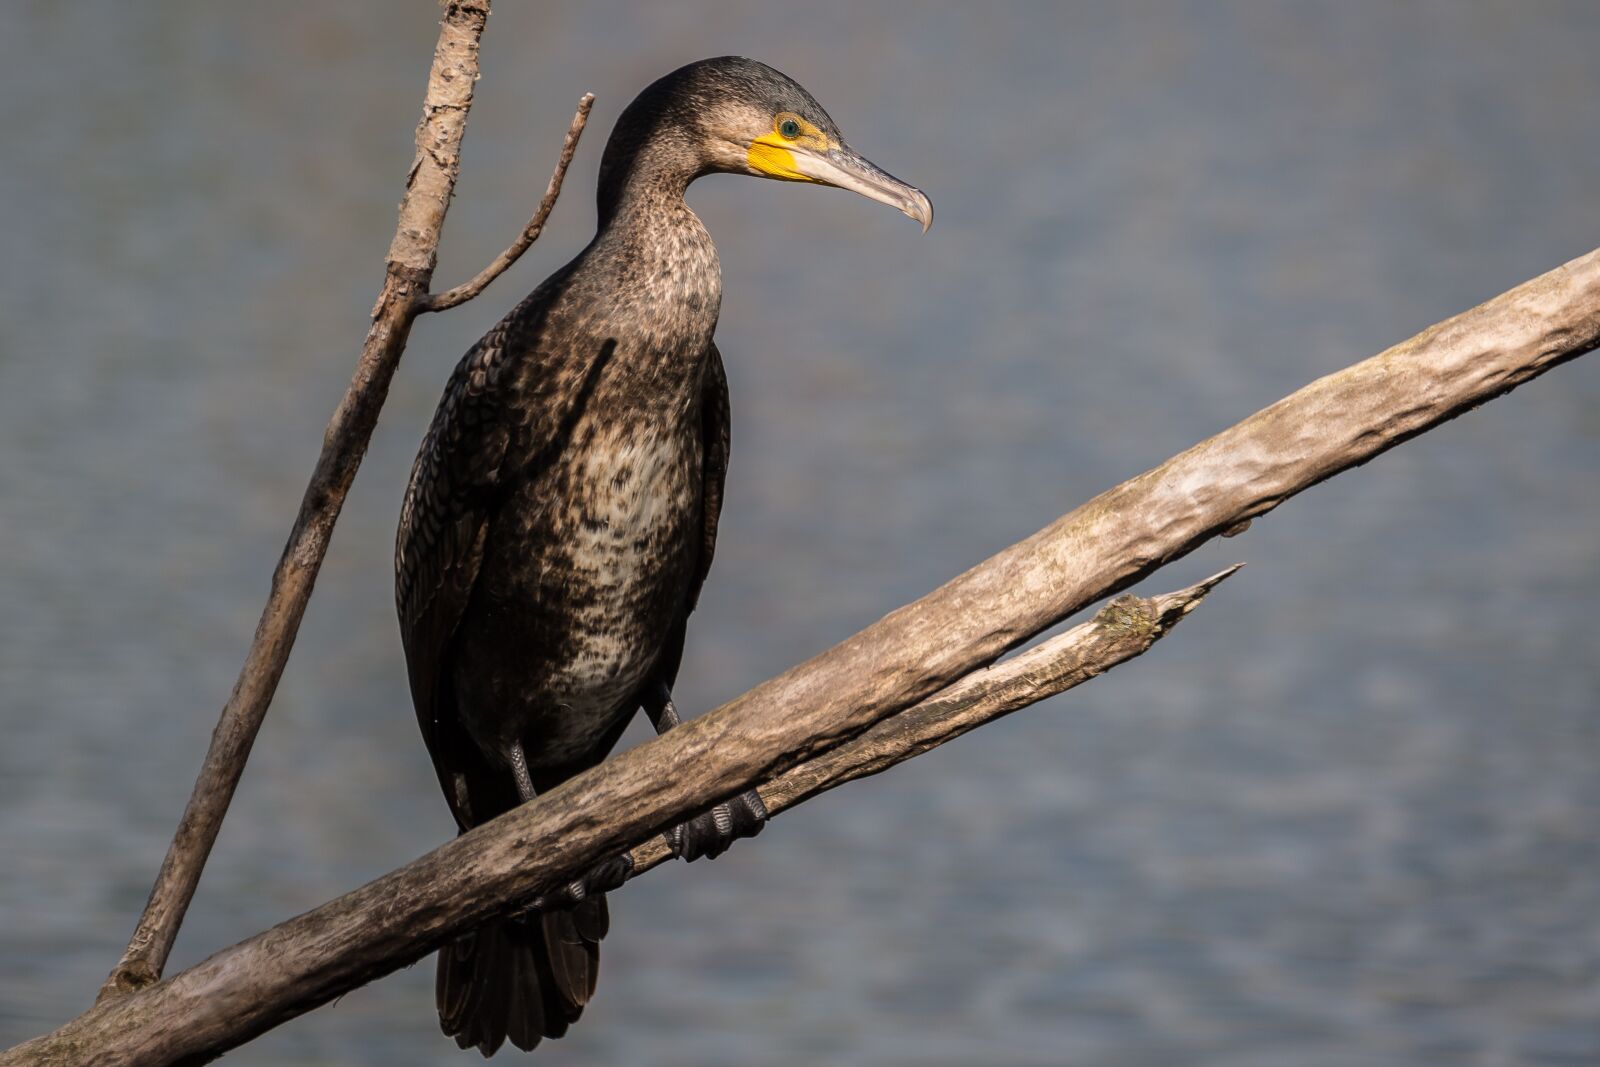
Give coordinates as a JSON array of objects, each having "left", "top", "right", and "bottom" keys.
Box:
[
  {"left": 523, "top": 852, "right": 635, "bottom": 914},
  {"left": 643, "top": 683, "right": 769, "bottom": 862},
  {"left": 670, "top": 787, "right": 768, "bottom": 862}
]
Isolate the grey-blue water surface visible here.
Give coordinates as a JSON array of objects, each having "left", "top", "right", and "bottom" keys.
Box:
[{"left": 2, "top": 3, "right": 1598, "bottom": 1065}]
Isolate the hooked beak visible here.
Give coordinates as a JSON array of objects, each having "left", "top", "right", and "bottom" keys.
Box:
[
  {"left": 793, "top": 144, "right": 934, "bottom": 232},
  {"left": 743, "top": 133, "right": 930, "bottom": 233}
]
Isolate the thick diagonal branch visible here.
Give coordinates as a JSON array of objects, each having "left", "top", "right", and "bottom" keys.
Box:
[
  {"left": 13, "top": 243, "right": 1600, "bottom": 1065},
  {"left": 98, "top": 1, "right": 594, "bottom": 1001}
]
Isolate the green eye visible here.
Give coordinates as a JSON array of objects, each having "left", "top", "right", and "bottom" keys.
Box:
[{"left": 778, "top": 118, "right": 801, "bottom": 139}]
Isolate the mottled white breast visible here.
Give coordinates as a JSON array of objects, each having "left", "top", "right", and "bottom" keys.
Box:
[{"left": 540, "top": 418, "right": 699, "bottom": 738}]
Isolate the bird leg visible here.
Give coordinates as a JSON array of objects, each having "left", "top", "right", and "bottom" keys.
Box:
[
  {"left": 642, "top": 680, "right": 768, "bottom": 861},
  {"left": 507, "top": 738, "right": 538, "bottom": 805},
  {"left": 506, "top": 739, "right": 633, "bottom": 914}
]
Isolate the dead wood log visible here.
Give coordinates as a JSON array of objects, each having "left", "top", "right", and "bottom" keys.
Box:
[{"left": 11, "top": 238, "right": 1599, "bottom": 1064}]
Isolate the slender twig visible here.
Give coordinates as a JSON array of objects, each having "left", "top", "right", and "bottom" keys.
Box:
[
  {"left": 419, "top": 94, "right": 594, "bottom": 314},
  {"left": 0, "top": 570, "right": 1235, "bottom": 1067},
  {"left": 96, "top": 1, "right": 592, "bottom": 1003},
  {"left": 12, "top": 240, "right": 1600, "bottom": 1064}
]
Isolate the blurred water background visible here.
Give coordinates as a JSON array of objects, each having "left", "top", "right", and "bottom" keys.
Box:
[{"left": 2, "top": 3, "right": 1599, "bottom": 1064}]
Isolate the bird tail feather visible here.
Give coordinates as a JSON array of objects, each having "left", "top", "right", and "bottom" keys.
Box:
[{"left": 436, "top": 895, "right": 609, "bottom": 1056}]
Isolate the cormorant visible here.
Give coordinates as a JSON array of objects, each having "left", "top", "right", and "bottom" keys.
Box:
[{"left": 395, "top": 56, "right": 931, "bottom": 1056}]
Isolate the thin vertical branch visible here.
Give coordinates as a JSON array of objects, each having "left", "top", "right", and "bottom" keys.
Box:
[{"left": 98, "top": 1, "right": 593, "bottom": 1002}]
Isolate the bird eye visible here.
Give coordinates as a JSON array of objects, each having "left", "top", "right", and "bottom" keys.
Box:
[{"left": 778, "top": 118, "right": 801, "bottom": 139}]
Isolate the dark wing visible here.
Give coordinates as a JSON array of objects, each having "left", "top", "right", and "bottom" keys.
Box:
[
  {"left": 688, "top": 340, "right": 731, "bottom": 613},
  {"left": 395, "top": 316, "right": 521, "bottom": 830},
  {"left": 647, "top": 341, "right": 731, "bottom": 695},
  {"left": 405, "top": 282, "right": 615, "bottom": 1052}
]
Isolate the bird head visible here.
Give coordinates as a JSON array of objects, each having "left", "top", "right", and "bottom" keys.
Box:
[{"left": 608, "top": 57, "right": 933, "bottom": 232}]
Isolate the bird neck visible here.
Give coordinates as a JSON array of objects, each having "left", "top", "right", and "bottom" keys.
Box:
[
  {"left": 591, "top": 177, "right": 716, "bottom": 279},
  {"left": 592, "top": 134, "right": 719, "bottom": 292},
  {"left": 595, "top": 126, "right": 704, "bottom": 232},
  {"left": 590, "top": 121, "right": 723, "bottom": 344}
]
